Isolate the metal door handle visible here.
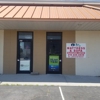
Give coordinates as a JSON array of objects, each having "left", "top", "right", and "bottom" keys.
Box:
[
  {"left": 59, "top": 60, "right": 62, "bottom": 62},
  {"left": 17, "top": 59, "right": 19, "bottom": 61}
]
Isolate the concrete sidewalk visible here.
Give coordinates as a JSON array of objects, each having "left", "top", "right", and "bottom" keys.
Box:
[{"left": 0, "top": 74, "right": 100, "bottom": 86}]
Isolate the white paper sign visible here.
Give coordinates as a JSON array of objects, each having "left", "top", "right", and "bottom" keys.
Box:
[
  {"left": 20, "top": 60, "right": 30, "bottom": 71},
  {"left": 66, "top": 43, "right": 86, "bottom": 58}
]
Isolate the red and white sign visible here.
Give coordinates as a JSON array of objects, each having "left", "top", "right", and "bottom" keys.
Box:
[{"left": 66, "top": 43, "right": 86, "bottom": 58}]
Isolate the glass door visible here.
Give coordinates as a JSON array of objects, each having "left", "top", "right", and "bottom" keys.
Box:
[
  {"left": 46, "top": 32, "right": 62, "bottom": 74},
  {"left": 17, "top": 32, "right": 33, "bottom": 73}
]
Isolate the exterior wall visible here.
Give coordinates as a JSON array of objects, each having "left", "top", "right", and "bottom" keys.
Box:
[
  {"left": 0, "top": 30, "right": 4, "bottom": 74},
  {"left": 2, "top": 30, "right": 100, "bottom": 76},
  {"left": 33, "top": 30, "right": 76, "bottom": 75},
  {"left": 3, "top": 30, "right": 17, "bottom": 74},
  {"left": 76, "top": 31, "right": 100, "bottom": 76},
  {"left": 62, "top": 31, "right": 75, "bottom": 75},
  {"left": 3, "top": 30, "right": 75, "bottom": 74},
  {"left": 33, "top": 31, "right": 46, "bottom": 74},
  {"left": 3, "top": 30, "right": 46, "bottom": 74}
]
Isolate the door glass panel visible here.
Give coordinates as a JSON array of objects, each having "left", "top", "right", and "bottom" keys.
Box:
[
  {"left": 48, "top": 40, "right": 61, "bottom": 55},
  {"left": 20, "top": 41, "right": 31, "bottom": 71},
  {"left": 19, "top": 33, "right": 32, "bottom": 39},
  {"left": 49, "top": 55, "right": 59, "bottom": 71},
  {"left": 47, "top": 32, "right": 62, "bottom": 73},
  {"left": 48, "top": 40, "right": 61, "bottom": 71},
  {"left": 47, "top": 36, "right": 61, "bottom": 40}
]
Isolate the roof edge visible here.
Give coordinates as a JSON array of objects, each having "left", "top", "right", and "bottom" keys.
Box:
[
  {"left": 0, "top": 18, "right": 100, "bottom": 22},
  {"left": 83, "top": 5, "right": 100, "bottom": 10},
  {"left": 0, "top": 2, "right": 100, "bottom": 6}
]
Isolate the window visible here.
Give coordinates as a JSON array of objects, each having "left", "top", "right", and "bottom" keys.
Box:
[{"left": 19, "top": 32, "right": 32, "bottom": 39}]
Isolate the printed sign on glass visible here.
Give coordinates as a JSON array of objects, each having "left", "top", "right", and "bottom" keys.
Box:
[
  {"left": 49, "top": 55, "right": 59, "bottom": 71},
  {"left": 20, "top": 60, "right": 30, "bottom": 71},
  {"left": 66, "top": 43, "right": 86, "bottom": 58}
]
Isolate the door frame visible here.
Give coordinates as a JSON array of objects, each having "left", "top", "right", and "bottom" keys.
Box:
[
  {"left": 16, "top": 31, "right": 33, "bottom": 74},
  {"left": 46, "top": 32, "right": 62, "bottom": 74}
]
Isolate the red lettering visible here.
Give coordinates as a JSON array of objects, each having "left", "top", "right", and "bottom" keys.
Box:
[
  {"left": 67, "top": 47, "right": 69, "bottom": 49},
  {"left": 68, "top": 54, "right": 72, "bottom": 58}
]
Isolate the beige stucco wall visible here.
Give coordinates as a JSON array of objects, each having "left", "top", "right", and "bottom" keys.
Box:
[
  {"left": 0, "top": 30, "right": 4, "bottom": 74},
  {"left": 76, "top": 31, "right": 100, "bottom": 76},
  {"left": 3, "top": 30, "right": 17, "bottom": 74},
  {"left": 3, "top": 30, "right": 75, "bottom": 74},
  {"left": 62, "top": 31, "right": 75, "bottom": 75},
  {"left": 33, "top": 31, "right": 75, "bottom": 74},
  {"left": 33, "top": 31, "right": 46, "bottom": 74},
  {"left": 3, "top": 30, "right": 100, "bottom": 76},
  {"left": 3, "top": 30, "right": 46, "bottom": 74}
]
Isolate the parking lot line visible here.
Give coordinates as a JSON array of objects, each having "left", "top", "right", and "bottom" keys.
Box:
[{"left": 59, "top": 87, "right": 65, "bottom": 100}]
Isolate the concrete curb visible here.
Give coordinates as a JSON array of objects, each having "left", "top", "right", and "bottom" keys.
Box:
[{"left": 1, "top": 82, "right": 100, "bottom": 87}]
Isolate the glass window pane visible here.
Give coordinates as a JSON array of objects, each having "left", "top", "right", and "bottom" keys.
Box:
[
  {"left": 19, "top": 32, "right": 32, "bottom": 39},
  {"left": 20, "top": 41, "right": 31, "bottom": 71},
  {"left": 47, "top": 36, "right": 61, "bottom": 40},
  {"left": 47, "top": 32, "right": 61, "bottom": 40}
]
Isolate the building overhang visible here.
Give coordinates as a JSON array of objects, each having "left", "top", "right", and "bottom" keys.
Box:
[
  {"left": 0, "top": 20, "right": 100, "bottom": 31},
  {"left": 0, "top": 4, "right": 100, "bottom": 30}
]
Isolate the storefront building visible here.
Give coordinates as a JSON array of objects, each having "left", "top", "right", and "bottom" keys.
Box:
[{"left": 0, "top": 2, "right": 100, "bottom": 76}]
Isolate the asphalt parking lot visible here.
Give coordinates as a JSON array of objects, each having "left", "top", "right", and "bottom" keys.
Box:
[{"left": 0, "top": 86, "right": 100, "bottom": 100}]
